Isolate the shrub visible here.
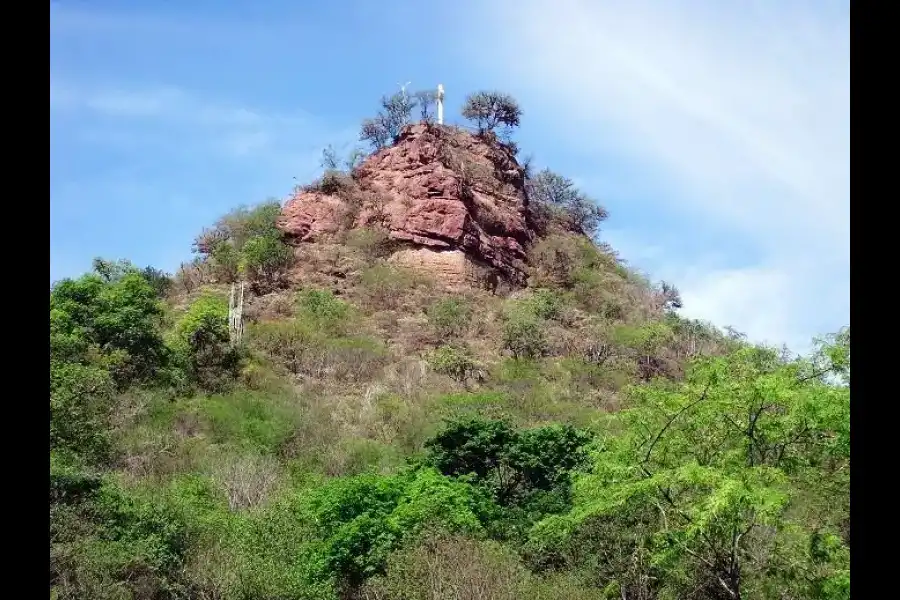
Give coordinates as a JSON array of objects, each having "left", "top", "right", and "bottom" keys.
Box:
[
  {"left": 344, "top": 227, "right": 394, "bottom": 261},
  {"left": 296, "top": 288, "right": 352, "bottom": 335},
  {"left": 426, "top": 297, "right": 472, "bottom": 338},
  {"left": 171, "top": 295, "right": 242, "bottom": 393},
  {"left": 198, "top": 390, "right": 298, "bottom": 454},
  {"left": 362, "top": 533, "right": 528, "bottom": 600},
  {"left": 214, "top": 453, "right": 281, "bottom": 511},
  {"left": 309, "top": 169, "right": 356, "bottom": 196},
  {"left": 428, "top": 345, "right": 483, "bottom": 384},
  {"left": 528, "top": 235, "right": 629, "bottom": 319},
  {"left": 461, "top": 91, "right": 522, "bottom": 135},
  {"left": 307, "top": 468, "right": 487, "bottom": 587},
  {"left": 501, "top": 313, "right": 546, "bottom": 359},
  {"left": 51, "top": 479, "right": 191, "bottom": 600},
  {"left": 521, "top": 288, "right": 563, "bottom": 321},
  {"left": 249, "top": 320, "right": 318, "bottom": 376},
  {"left": 358, "top": 265, "right": 419, "bottom": 311},
  {"left": 529, "top": 234, "right": 600, "bottom": 289},
  {"left": 50, "top": 362, "right": 115, "bottom": 461},
  {"left": 250, "top": 319, "right": 386, "bottom": 383},
  {"left": 324, "top": 336, "right": 389, "bottom": 383}
]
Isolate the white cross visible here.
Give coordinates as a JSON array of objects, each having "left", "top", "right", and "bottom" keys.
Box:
[{"left": 437, "top": 84, "right": 445, "bottom": 125}]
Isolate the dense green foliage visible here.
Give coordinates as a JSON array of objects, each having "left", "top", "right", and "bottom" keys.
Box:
[
  {"left": 50, "top": 92, "right": 849, "bottom": 599},
  {"left": 191, "top": 201, "right": 293, "bottom": 293},
  {"left": 50, "top": 245, "right": 850, "bottom": 600}
]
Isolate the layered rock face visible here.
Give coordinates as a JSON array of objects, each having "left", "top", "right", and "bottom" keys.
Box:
[{"left": 277, "top": 123, "right": 533, "bottom": 287}]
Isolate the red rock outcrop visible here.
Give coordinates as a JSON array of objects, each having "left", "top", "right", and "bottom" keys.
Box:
[{"left": 276, "top": 123, "right": 533, "bottom": 286}]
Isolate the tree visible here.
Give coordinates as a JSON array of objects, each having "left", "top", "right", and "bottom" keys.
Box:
[
  {"left": 501, "top": 312, "right": 547, "bottom": 359},
  {"left": 426, "top": 297, "right": 472, "bottom": 338},
  {"left": 413, "top": 89, "right": 438, "bottom": 122},
  {"left": 360, "top": 91, "right": 418, "bottom": 151},
  {"left": 657, "top": 280, "right": 683, "bottom": 312},
  {"left": 461, "top": 91, "right": 522, "bottom": 135},
  {"left": 529, "top": 338, "right": 850, "bottom": 599},
  {"left": 525, "top": 169, "right": 578, "bottom": 207},
  {"left": 192, "top": 201, "right": 293, "bottom": 290},
  {"left": 321, "top": 145, "right": 367, "bottom": 172},
  {"left": 564, "top": 194, "right": 609, "bottom": 236},
  {"left": 241, "top": 233, "right": 293, "bottom": 293},
  {"left": 320, "top": 145, "right": 341, "bottom": 171},
  {"left": 50, "top": 269, "right": 167, "bottom": 386},
  {"left": 424, "top": 416, "right": 593, "bottom": 509},
  {"left": 91, "top": 257, "right": 135, "bottom": 282},
  {"left": 428, "top": 345, "right": 483, "bottom": 386},
  {"left": 140, "top": 266, "right": 172, "bottom": 298},
  {"left": 526, "top": 168, "right": 608, "bottom": 236},
  {"left": 170, "top": 295, "right": 242, "bottom": 392},
  {"left": 50, "top": 362, "right": 115, "bottom": 461},
  {"left": 306, "top": 468, "right": 486, "bottom": 587},
  {"left": 360, "top": 118, "right": 391, "bottom": 151}
]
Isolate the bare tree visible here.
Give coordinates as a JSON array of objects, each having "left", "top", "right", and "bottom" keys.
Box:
[
  {"left": 320, "top": 145, "right": 341, "bottom": 171},
  {"left": 657, "top": 280, "right": 683, "bottom": 312},
  {"left": 526, "top": 168, "right": 609, "bottom": 235},
  {"left": 360, "top": 117, "right": 391, "bottom": 151},
  {"left": 360, "top": 90, "right": 419, "bottom": 150},
  {"left": 413, "top": 89, "right": 438, "bottom": 123},
  {"left": 215, "top": 454, "right": 280, "bottom": 511}
]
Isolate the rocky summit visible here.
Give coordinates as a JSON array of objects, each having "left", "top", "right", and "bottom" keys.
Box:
[{"left": 277, "top": 123, "right": 533, "bottom": 289}]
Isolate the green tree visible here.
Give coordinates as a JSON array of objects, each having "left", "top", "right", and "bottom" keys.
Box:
[
  {"left": 50, "top": 269, "right": 166, "bottom": 386},
  {"left": 529, "top": 337, "right": 850, "bottom": 599},
  {"left": 501, "top": 312, "right": 546, "bottom": 359},
  {"left": 426, "top": 297, "right": 472, "bottom": 338},
  {"left": 306, "top": 468, "right": 487, "bottom": 587},
  {"left": 171, "top": 295, "right": 242, "bottom": 392},
  {"left": 461, "top": 91, "right": 522, "bottom": 136},
  {"left": 424, "top": 416, "right": 592, "bottom": 509},
  {"left": 193, "top": 201, "right": 293, "bottom": 290},
  {"left": 240, "top": 232, "right": 293, "bottom": 292},
  {"left": 428, "top": 345, "right": 483, "bottom": 385},
  {"left": 50, "top": 362, "right": 115, "bottom": 461}
]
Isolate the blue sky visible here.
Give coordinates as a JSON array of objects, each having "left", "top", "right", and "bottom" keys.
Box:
[{"left": 50, "top": 0, "right": 849, "bottom": 353}]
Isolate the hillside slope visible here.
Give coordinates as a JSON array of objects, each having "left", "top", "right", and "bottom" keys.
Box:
[{"left": 50, "top": 89, "right": 850, "bottom": 600}]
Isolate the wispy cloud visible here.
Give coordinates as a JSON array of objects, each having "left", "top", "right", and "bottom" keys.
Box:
[
  {"left": 50, "top": 77, "right": 355, "bottom": 281},
  {"left": 50, "top": 78, "right": 350, "bottom": 164},
  {"left": 456, "top": 0, "right": 849, "bottom": 351}
]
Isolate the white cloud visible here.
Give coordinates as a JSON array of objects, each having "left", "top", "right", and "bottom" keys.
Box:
[{"left": 458, "top": 0, "right": 849, "bottom": 351}]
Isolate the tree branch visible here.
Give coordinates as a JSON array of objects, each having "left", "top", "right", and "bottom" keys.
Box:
[{"left": 642, "top": 383, "right": 712, "bottom": 467}]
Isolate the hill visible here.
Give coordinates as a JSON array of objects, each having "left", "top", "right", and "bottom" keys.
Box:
[{"left": 50, "top": 89, "right": 850, "bottom": 600}]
